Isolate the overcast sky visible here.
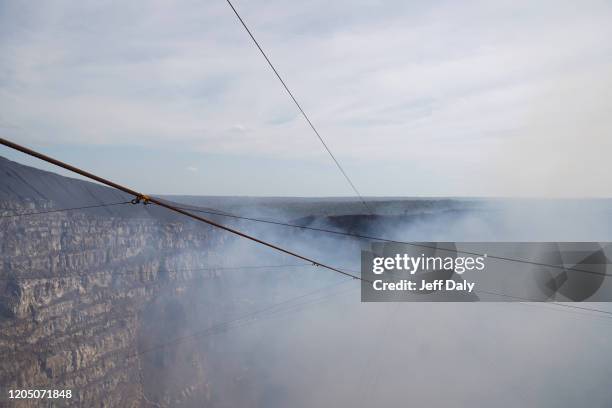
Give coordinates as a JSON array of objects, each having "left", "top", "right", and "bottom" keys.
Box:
[{"left": 1, "top": 0, "right": 611, "bottom": 196}]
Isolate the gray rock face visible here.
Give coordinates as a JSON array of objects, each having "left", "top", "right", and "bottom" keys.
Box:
[{"left": 0, "top": 157, "right": 231, "bottom": 407}]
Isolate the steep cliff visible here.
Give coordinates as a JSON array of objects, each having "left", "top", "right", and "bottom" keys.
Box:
[{"left": 0, "top": 157, "right": 232, "bottom": 407}]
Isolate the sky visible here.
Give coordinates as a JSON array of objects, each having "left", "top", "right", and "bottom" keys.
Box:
[{"left": 0, "top": 0, "right": 611, "bottom": 197}]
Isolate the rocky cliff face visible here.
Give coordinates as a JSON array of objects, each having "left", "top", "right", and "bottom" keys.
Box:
[{"left": 0, "top": 157, "right": 235, "bottom": 407}]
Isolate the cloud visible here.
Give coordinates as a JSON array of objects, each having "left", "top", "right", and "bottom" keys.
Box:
[
  {"left": 230, "top": 124, "right": 247, "bottom": 133},
  {"left": 488, "top": 63, "right": 612, "bottom": 197},
  {"left": 1, "top": 0, "right": 611, "bottom": 195}
]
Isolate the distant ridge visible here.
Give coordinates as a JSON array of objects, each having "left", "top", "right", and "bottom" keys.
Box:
[
  {"left": 0, "top": 156, "right": 232, "bottom": 221},
  {"left": 0, "top": 155, "right": 484, "bottom": 220},
  {"left": 0, "top": 156, "right": 166, "bottom": 218},
  {"left": 0, "top": 156, "right": 130, "bottom": 205}
]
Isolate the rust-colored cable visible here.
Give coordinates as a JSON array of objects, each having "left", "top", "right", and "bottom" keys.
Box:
[{"left": 0, "top": 137, "right": 366, "bottom": 282}]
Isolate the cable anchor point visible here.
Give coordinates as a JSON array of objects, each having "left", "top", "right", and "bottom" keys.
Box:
[{"left": 131, "top": 194, "right": 151, "bottom": 205}]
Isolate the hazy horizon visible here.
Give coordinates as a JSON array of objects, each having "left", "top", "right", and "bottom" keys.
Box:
[{"left": 4, "top": 153, "right": 612, "bottom": 200}]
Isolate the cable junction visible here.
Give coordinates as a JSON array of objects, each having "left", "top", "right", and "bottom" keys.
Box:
[
  {"left": 2, "top": 137, "right": 611, "bottom": 317},
  {"left": 0, "top": 159, "right": 607, "bottom": 280},
  {"left": 0, "top": 137, "right": 366, "bottom": 283},
  {"left": 4, "top": 138, "right": 612, "bottom": 390},
  {"left": 0, "top": 138, "right": 607, "bottom": 280}
]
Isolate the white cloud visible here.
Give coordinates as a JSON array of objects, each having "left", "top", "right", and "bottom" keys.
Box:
[
  {"left": 230, "top": 124, "right": 247, "bottom": 133},
  {"left": 1, "top": 0, "right": 611, "bottom": 195}
]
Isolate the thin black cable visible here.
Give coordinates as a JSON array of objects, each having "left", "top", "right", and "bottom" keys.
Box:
[
  {"left": 8, "top": 260, "right": 612, "bottom": 319},
  {"left": 15, "top": 277, "right": 356, "bottom": 388},
  {"left": 0, "top": 263, "right": 315, "bottom": 281},
  {"left": 0, "top": 137, "right": 367, "bottom": 283},
  {"left": 381, "top": 270, "right": 612, "bottom": 320},
  {"left": 142, "top": 284, "right": 356, "bottom": 355},
  {"left": 2, "top": 139, "right": 611, "bottom": 319},
  {"left": 477, "top": 288, "right": 612, "bottom": 317},
  {"left": 0, "top": 201, "right": 132, "bottom": 218},
  {"left": 9, "top": 274, "right": 612, "bottom": 392},
  {"left": 167, "top": 201, "right": 612, "bottom": 278},
  {"left": 223, "top": 0, "right": 372, "bottom": 215},
  {"left": 7, "top": 195, "right": 608, "bottom": 280},
  {"left": 128, "top": 278, "right": 354, "bottom": 359},
  {"left": 120, "top": 286, "right": 612, "bottom": 367}
]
